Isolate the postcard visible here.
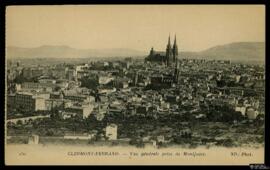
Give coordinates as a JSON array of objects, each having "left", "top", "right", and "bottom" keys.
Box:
[{"left": 5, "top": 5, "right": 265, "bottom": 165}]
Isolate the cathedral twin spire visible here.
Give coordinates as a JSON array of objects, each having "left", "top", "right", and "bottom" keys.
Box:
[
  {"left": 166, "top": 34, "right": 178, "bottom": 65},
  {"left": 173, "top": 35, "right": 178, "bottom": 58},
  {"left": 146, "top": 34, "right": 179, "bottom": 67},
  {"left": 167, "top": 34, "right": 177, "bottom": 45}
]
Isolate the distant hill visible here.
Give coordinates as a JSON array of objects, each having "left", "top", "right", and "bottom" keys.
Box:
[
  {"left": 6, "top": 45, "right": 147, "bottom": 59},
  {"left": 180, "top": 42, "right": 265, "bottom": 61},
  {"left": 7, "top": 42, "right": 265, "bottom": 61}
]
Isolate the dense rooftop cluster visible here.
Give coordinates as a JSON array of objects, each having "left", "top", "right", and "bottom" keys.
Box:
[{"left": 6, "top": 58, "right": 265, "bottom": 148}]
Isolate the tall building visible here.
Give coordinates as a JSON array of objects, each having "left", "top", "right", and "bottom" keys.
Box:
[
  {"left": 165, "top": 36, "right": 173, "bottom": 66},
  {"left": 174, "top": 57, "right": 180, "bottom": 83},
  {"left": 145, "top": 35, "right": 179, "bottom": 67},
  {"left": 7, "top": 92, "right": 48, "bottom": 111},
  {"left": 172, "top": 35, "right": 178, "bottom": 63}
]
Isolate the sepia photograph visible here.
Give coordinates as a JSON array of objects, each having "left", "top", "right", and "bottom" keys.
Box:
[{"left": 5, "top": 4, "right": 266, "bottom": 165}]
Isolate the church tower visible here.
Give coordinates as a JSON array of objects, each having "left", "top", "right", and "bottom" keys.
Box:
[
  {"left": 150, "top": 47, "right": 154, "bottom": 56},
  {"left": 166, "top": 35, "right": 173, "bottom": 66},
  {"left": 172, "top": 35, "right": 178, "bottom": 62},
  {"left": 174, "top": 57, "right": 179, "bottom": 83}
]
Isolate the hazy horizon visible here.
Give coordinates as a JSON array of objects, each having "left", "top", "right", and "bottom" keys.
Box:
[
  {"left": 6, "top": 5, "right": 265, "bottom": 52},
  {"left": 6, "top": 41, "right": 265, "bottom": 53}
]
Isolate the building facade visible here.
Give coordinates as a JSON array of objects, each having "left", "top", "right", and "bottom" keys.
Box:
[
  {"left": 105, "top": 124, "right": 118, "bottom": 140},
  {"left": 8, "top": 92, "right": 48, "bottom": 111},
  {"left": 145, "top": 35, "right": 179, "bottom": 67}
]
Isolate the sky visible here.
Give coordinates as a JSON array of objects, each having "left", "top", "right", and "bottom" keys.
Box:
[{"left": 6, "top": 5, "right": 265, "bottom": 52}]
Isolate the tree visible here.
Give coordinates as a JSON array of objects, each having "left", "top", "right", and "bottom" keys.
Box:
[
  {"left": 13, "top": 74, "right": 26, "bottom": 84},
  {"left": 51, "top": 108, "right": 61, "bottom": 120},
  {"left": 80, "top": 77, "right": 98, "bottom": 90},
  {"left": 222, "top": 138, "right": 234, "bottom": 147},
  {"left": 222, "top": 110, "right": 243, "bottom": 122},
  {"left": 54, "top": 86, "right": 61, "bottom": 91},
  {"left": 16, "top": 120, "right": 23, "bottom": 126},
  {"left": 45, "top": 129, "right": 55, "bottom": 136},
  {"left": 216, "top": 80, "right": 226, "bottom": 88}
]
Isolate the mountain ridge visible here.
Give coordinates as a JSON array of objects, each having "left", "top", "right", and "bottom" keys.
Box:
[{"left": 7, "top": 42, "right": 265, "bottom": 61}]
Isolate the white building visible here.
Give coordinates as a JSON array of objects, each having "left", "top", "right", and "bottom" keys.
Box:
[
  {"left": 38, "top": 79, "right": 56, "bottom": 84},
  {"left": 35, "top": 97, "right": 46, "bottom": 111},
  {"left": 105, "top": 124, "right": 117, "bottom": 140},
  {"left": 20, "top": 82, "right": 54, "bottom": 92},
  {"left": 98, "top": 75, "right": 114, "bottom": 85},
  {"left": 82, "top": 105, "right": 94, "bottom": 119},
  {"left": 246, "top": 107, "right": 259, "bottom": 120},
  {"left": 15, "top": 84, "right": 21, "bottom": 91},
  {"left": 160, "top": 101, "right": 170, "bottom": 111},
  {"left": 98, "top": 87, "right": 116, "bottom": 94},
  {"left": 235, "top": 106, "right": 246, "bottom": 116},
  {"left": 157, "top": 135, "right": 165, "bottom": 143},
  {"left": 132, "top": 96, "right": 142, "bottom": 103},
  {"left": 63, "top": 104, "right": 94, "bottom": 119},
  {"left": 28, "top": 135, "right": 39, "bottom": 145}
]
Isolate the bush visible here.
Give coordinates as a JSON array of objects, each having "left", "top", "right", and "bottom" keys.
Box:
[{"left": 222, "top": 139, "right": 234, "bottom": 147}]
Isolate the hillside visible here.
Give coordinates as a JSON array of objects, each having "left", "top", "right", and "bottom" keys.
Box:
[
  {"left": 7, "top": 42, "right": 265, "bottom": 62},
  {"left": 6, "top": 45, "right": 147, "bottom": 59},
  {"left": 180, "top": 42, "right": 265, "bottom": 61}
]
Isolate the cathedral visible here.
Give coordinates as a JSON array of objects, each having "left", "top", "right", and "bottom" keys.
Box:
[{"left": 145, "top": 35, "right": 178, "bottom": 66}]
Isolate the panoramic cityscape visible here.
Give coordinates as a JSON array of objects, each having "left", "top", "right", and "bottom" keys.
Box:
[
  {"left": 5, "top": 5, "right": 265, "bottom": 154},
  {"left": 6, "top": 34, "right": 265, "bottom": 148}
]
